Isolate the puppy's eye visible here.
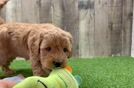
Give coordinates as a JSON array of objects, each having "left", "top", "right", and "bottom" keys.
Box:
[
  {"left": 63, "top": 48, "right": 68, "bottom": 52},
  {"left": 45, "top": 47, "right": 51, "bottom": 52}
]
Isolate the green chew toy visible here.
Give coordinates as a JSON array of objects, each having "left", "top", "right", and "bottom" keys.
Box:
[{"left": 13, "top": 66, "right": 81, "bottom": 88}]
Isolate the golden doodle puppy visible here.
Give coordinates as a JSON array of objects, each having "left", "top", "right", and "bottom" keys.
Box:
[
  {"left": 0, "top": 0, "right": 72, "bottom": 77},
  {"left": 0, "top": 23, "right": 72, "bottom": 76}
]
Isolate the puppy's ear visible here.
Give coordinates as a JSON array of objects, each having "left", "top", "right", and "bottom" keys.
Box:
[
  {"left": 68, "top": 51, "right": 72, "bottom": 58},
  {"left": 28, "top": 32, "right": 45, "bottom": 75},
  {"left": 28, "top": 33, "right": 42, "bottom": 60},
  {"left": 66, "top": 32, "right": 73, "bottom": 58}
]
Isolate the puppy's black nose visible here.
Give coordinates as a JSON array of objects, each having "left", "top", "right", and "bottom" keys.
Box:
[{"left": 53, "top": 61, "right": 62, "bottom": 67}]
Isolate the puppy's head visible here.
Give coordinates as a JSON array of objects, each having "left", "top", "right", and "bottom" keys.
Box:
[{"left": 40, "top": 29, "right": 72, "bottom": 71}]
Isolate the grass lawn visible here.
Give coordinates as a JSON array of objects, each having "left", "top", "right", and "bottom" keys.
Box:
[{"left": 1, "top": 57, "right": 134, "bottom": 88}]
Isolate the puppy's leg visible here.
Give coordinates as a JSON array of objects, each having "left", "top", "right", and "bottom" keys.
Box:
[
  {"left": 28, "top": 36, "right": 51, "bottom": 76},
  {"left": 1, "top": 57, "right": 15, "bottom": 76},
  {"left": 28, "top": 35, "right": 52, "bottom": 76},
  {"left": 2, "top": 65, "right": 14, "bottom": 76},
  {"left": 30, "top": 59, "right": 43, "bottom": 76},
  {"left": 30, "top": 58, "right": 51, "bottom": 77}
]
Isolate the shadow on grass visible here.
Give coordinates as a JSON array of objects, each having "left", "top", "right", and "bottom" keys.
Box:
[
  {"left": 0, "top": 68, "right": 33, "bottom": 78},
  {"left": 15, "top": 68, "right": 33, "bottom": 77}
]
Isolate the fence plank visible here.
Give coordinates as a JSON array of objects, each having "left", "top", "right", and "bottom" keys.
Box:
[
  {"left": 39, "top": 0, "right": 52, "bottom": 23},
  {"left": 5, "top": 0, "right": 40, "bottom": 23},
  {"left": 79, "top": 0, "right": 95, "bottom": 58},
  {"left": 62, "top": 0, "right": 79, "bottom": 57},
  {"left": 21, "top": 0, "right": 40, "bottom": 23},
  {"left": 131, "top": 0, "right": 134, "bottom": 57},
  {"left": 14, "top": 0, "right": 22, "bottom": 22},
  {"left": 122, "top": 0, "right": 133, "bottom": 56},
  {"left": 108, "top": 0, "right": 123, "bottom": 56},
  {"left": 94, "top": 0, "right": 111, "bottom": 56},
  {"left": 51, "top": 0, "right": 63, "bottom": 28},
  {"left": 5, "top": 0, "right": 18, "bottom": 22}
]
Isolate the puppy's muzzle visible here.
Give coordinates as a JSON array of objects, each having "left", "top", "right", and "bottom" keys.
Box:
[{"left": 53, "top": 61, "right": 63, "bottom": 68}]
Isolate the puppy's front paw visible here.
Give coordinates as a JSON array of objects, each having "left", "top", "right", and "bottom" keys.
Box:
[
  {"left": 5, "top": 69, "right": 15, "bottom": 76},
  {"left": 33, "top": 68, "right": 51, "bottom": 77},
  {"left": 43, "top": 68, "right": 52, "bottom": 77}
]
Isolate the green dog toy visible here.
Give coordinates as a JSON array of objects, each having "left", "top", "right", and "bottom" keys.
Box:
[{"left": 13, "top": 66, "right": 81, "bottom": 88}]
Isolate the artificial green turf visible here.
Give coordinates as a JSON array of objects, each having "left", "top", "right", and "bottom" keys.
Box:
[{"left": 1, "top": 57, "right": 134, "bottom": 88}]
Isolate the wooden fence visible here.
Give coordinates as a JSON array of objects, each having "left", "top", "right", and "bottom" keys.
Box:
[{"left": 0, "top": 0, "right": 133, "bottom": 58}]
